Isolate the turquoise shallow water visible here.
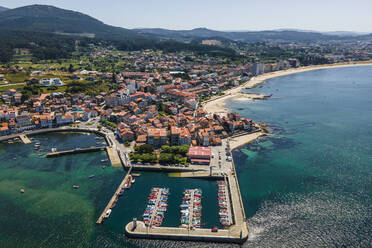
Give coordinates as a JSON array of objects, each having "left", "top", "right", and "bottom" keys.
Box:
[
  {"left": 1, "top": 66, "right": 372, "bottom": 247},
  {"left": 0, "top": 134, "right": 221, "bottom": 248}
]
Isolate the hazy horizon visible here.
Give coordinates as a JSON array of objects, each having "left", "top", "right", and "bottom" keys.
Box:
[{"left": 1, "top": 0, "right": 372, "bottom": 33}]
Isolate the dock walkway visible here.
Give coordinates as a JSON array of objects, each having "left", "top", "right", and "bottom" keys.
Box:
[
  {"left": 96, "top": 166, "right": 132, "bottom": 224},
  {"left": 149, "top": 191, "right": 162, "bottom": 227},
  {"left": 188, "top": 190, "right": 195, "bottom": 229}
]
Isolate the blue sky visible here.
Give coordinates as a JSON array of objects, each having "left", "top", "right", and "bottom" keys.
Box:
[{"left": 1, "top": 0, "right": 372, "bottom": 32}]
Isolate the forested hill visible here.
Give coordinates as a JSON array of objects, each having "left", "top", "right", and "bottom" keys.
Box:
[
  {"left": 0, "top": 5, "right": 238, "bottom": 63},
  {"left": 0, "top": 4, "right": 139, "bottom": 40}
]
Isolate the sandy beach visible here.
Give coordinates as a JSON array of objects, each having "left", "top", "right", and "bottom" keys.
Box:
[
  {"left": 229, "top": 131, "right": 266, "bottom": 150},
  {"left": 203, "top": 61, "right": 372, "bottom": 115}
]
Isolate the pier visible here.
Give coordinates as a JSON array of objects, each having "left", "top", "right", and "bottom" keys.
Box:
[
  {"left": 96, "top": 166, "right": 133, "bottom": 224},
  {"left": 46, "top": 146, "right": 106, "bottom": 157},
  {"left": 186, "top": 190, "right": 196, "bottom": 229},
  {"left": 149, "top": 190, "right": 163, "bottom": 227}
]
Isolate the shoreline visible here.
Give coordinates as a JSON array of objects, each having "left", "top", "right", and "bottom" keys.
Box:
[
  {"left": 204, "top": 61, "right": 372, "bottom": 149},
  {"left": 229, "top": 131, "right": 266, "bottom": 151},
  {"left": 203, "top": 61, "right": 372, "bottom": 115}
]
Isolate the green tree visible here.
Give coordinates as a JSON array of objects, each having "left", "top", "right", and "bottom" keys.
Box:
[
  {"left": 135, "top": 144, "right": 154, "bottom": 154},
  {"left": 68, "top": 64, "right": 74, "bottom": 73}
]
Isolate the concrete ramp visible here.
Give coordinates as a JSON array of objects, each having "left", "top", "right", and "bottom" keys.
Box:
[{"left": 19, "top": 134, "right": 32, "bottom": 144}]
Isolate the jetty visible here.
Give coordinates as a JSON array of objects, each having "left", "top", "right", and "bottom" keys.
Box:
[
  {"left": 96, "top": 166, "right": 133, "bottom": 224},
  {"left": 46, "top": 146, "right": 106, "bottom": 157}
]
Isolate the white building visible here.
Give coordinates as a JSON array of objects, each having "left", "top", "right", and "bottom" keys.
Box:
[{"left": 40, "top": 78, "right": 64, "bottom": 87}]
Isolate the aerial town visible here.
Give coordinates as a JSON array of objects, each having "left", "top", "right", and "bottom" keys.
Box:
[{"left": 0, "top": 50, "right": 285, "bottom": 157}]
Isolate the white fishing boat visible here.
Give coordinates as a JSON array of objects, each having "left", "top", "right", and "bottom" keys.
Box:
[{"left": 105, "top": 209, "right": 112, "bottom": 218}]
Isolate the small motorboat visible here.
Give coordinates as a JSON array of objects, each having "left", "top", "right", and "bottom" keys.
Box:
[
  {"left": 20, "top": 189, "right": 25, "bottom": 194},
  {"left": 102, "top": 165, "right": 106, "bottom": 169},
  {"left": 104, "top": 209, "right": 112, "bottom": 218},
  {"left": 73, "top": 185, "right": 79, "bottom": 189},
  {"left": 51, "top": 148, "right": 57, "bottom": 152},
  {"left": 89, "top": 175, "right": 95, "bottom": 179}
]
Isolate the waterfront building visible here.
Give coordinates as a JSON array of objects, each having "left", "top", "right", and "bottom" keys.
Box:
[
  {"left": 187, "top": 146, "right": 211, "bottom": 165},
  {"left": 252, "top": 63, "right": 265, "bottom": 76}
]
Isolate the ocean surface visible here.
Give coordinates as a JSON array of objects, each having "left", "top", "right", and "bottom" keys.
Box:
[
  {"left": 0, "top": 65, "right": 371, "bottom": 247},
  {"left": 229, "top": 65, "right": 372, "bottom": 247}
]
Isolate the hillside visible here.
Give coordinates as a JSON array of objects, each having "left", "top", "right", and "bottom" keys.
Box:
[
  {"left": 0, "top": 6, "right": 8, "bottom": 12},
  {"left": 0, "top": 5, "right": 238, "bottom": 63},
  {"left": 0, "top": 4, "right": 138, "bottom": 40}
]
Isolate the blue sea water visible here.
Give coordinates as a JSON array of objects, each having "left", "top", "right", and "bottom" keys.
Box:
[
  {"left": 229, "top": 65, "right": 372, "bottom": 247},
  {"left": 0, "top": 66, "right": 371, "bottom": 247}
]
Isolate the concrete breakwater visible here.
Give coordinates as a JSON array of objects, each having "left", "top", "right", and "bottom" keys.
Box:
[
  {"left": 125, "top": 221, "right": 247, "bottom": 244},
  {"left": 46, "top": 146, "right": 106, "bottom": 157}
]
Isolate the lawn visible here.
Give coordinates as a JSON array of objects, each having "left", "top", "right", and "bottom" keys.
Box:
[
  {"left": 4, "top": 72, "right": 29, "bottom": 83},
  {"left": 0, "top": 83, "right": 26, "bottom": 92}
]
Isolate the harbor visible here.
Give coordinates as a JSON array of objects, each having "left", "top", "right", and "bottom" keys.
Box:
[
  {"left": 0, "top": 126, "right": 250, "bottom": 244},
  {"left": 124, "top": 139, "right": 249, "bottom": 244}
]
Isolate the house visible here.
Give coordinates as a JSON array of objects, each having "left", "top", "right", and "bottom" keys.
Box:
[
  {"left": 171, "top": 126, "right": 191, "bottom": 146},
  {"left": 118, "top": 129, "right": 134, "bottom": 143},
  {"left": 198, "top": 129, "right": 210, "bottom": 146},
  {"left": 0, "top": 123, "right": 10, "bottom": 136},
  {"left": 147, "top": 128, "right": 167, "bottom": 148},
  {"left": 16, "top": 114, "right": 31, "bottom": 128},
  {"left": 39, "top": 114, "right": 53, "bottom": 128}
]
